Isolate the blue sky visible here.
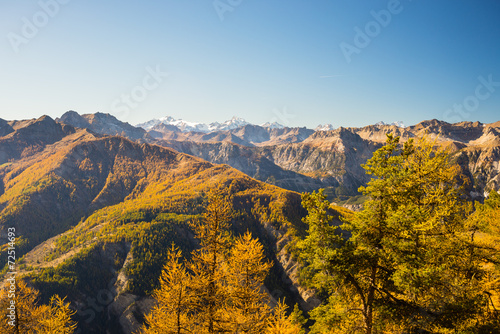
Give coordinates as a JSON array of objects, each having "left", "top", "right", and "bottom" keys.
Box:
[{"left": 0, "top": 0, "right": 499, "bottom": 128}]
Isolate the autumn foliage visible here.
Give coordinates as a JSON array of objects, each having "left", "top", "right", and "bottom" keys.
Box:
[
  {"left": 139, "top": 190, "right": 302, "bottom": 333},
  {"left": 0, "top": 280, "right": 76, "bottom": 333}
]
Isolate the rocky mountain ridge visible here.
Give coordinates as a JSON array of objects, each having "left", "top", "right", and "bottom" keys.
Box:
[{"left": 46, "top": 111, "right": 500, "bottom": 198}]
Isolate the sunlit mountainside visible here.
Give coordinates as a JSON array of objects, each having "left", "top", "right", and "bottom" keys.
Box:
[
  {"left": 0, "top": 115, "right": 313, "bottom": 332},
  {"left": 0, "top": 112, "right": 498, "bottom": 333}
]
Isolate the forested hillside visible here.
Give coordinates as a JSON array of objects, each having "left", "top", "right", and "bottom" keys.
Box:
[
  {"left": 0, "top": 115, "right": 310, "bottom": 333},
  {"left": 296, "top": 135, "right": 500, "bottom": 333}
]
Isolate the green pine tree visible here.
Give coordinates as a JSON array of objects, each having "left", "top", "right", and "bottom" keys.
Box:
[{"left": 299, "top": 135, "right": 498, "bottom": 333}]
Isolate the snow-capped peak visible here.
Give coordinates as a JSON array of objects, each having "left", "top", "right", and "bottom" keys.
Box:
[
  {"left": 158, "top": 116, "right": 175, "bottom": 123},
  {"left": 315, "top": 124, "right": 335, "bottom": 131},
  {"left": 375, "top": 121, "right": 406, "bottom": 128},
  {"left": 392, "top": 121, "right": 406, "bottom": 128},
  {"left": 218, "top": 116, "right": 249, "bottom": 131},
  {"left": 135, "top": 119, "right": 159, "bottom": 130},
  {"left": 136, "top": 116, "right": 249, "bottom": 133},
  {"left": 261, "top": 121, "right": 285, "bottom": 129}
]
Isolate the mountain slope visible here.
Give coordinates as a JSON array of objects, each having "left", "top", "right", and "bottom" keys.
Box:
[
  {"left": 0, "top": 120, "right": 313, "bottom": 333},
  {"left": 160, "top": 139, "right": 335, "bottom": 192},
  {"left": 0, "top": 115, "right": 75, "bottom": 164},
  {"left": 0, "top": 113, "right": 237, "bottom": 254}
]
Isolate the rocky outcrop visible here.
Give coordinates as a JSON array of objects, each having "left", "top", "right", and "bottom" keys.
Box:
[
  {"left": 107, "top": 246, "right": 155, "bottom": 334},
  {"left": 160, "top": 140, "right": 339, "bottom": 192},
  {"left": 159, "top": 127, "right": 379, "bottom": 195}
]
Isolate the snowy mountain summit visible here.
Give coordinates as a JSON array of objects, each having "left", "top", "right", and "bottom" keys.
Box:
[
  {"left": 137, "top": 116, "right": 251, "bottom": 133},
  {"left": 315, "top": 124, "right": 335, "bottom": 131},
  {"left": 375, "top": 121, "right": 406, "bottom": 128},
  {"left": 261, "top": 121, "right": 285, "bottom": 129}
]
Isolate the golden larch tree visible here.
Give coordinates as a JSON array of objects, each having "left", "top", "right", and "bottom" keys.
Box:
[
  {"left": 141, "top": 246, "right": 195, "bottom": 334},
  {"left": 0, "top": 279, "right": 76, "bottom": 333},
  {"left": 224, "top": 231, "right": 272, "bottom": 333}
]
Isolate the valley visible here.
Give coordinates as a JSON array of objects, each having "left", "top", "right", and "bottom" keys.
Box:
[{"left": 0, "top": 112, "right": 498, "bottom": 333}]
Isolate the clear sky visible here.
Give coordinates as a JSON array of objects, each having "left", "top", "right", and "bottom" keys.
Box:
[{"left": 1, "top": 0, "right": 499, "bottom": 128}]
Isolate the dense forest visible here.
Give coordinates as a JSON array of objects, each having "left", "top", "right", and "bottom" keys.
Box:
[{"left": 1, "top": 134, "right": 499, "bottom": 333}]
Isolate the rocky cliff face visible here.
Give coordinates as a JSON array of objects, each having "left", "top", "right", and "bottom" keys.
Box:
[
  {"left": 159, "top": 127, "right": 381, "bottom": 194},
  {"left": 160, "top": 139, "right": 339, "bottom": 192},
  {"left": 453, "top": 125, "right": 500, "bottom": 196}
]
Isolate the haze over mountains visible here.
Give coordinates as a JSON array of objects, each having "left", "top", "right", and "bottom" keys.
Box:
[{"left": 136, "top": 114, "right": 406, "bottom": 134}]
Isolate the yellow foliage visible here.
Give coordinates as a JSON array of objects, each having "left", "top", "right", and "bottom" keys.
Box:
[
  {"left": 141, "top": 246, "right": 194, "bottom": 334},
  {"left": 0, "top": 279, "right": 76, "bottom": 333},
  {"left": 140, "top": 191, "right": 303, "bottom": 334},
  {"left": 265, "top": 301, "right": 303, "bottom": 334}
]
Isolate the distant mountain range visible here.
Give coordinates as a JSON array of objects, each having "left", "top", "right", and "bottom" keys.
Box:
[
  {"left": 375, "top": 120, "right": 406, "bottom": 128},
  {"left": 51, "top": 111, "right": 499, "bottom": 200},
  {"left": 138, "top": 115, "right": 255, "bottom": 133},
  {"left": 136, "top": 115, "right": 405, "bottom": 133}
]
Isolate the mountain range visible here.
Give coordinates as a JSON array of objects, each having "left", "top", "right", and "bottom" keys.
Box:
[
  {"left": 55, "top": 111, "right": 500, "bottom": 200},
  {"left": 0, "top": 111, "right": 498, "bottom": 333},
  {"left": 136, "top": 115, "right": 407, "bottom": 133},
  {"left": 137, "top": 115, "right": 254, "bottom": 133}
]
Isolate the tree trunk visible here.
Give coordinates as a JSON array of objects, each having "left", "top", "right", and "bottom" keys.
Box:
[{"left": 365, "top": 265, "right": 377, "bottom": 334}]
